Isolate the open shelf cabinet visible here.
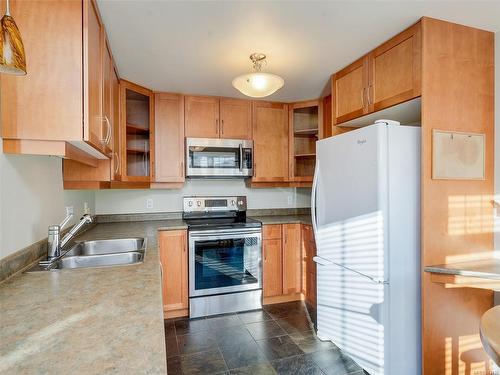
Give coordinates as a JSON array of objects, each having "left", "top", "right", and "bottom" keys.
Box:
[
  {"left": 120, "top": 80, "right": 153, "bottom": 182},
  {"left": 289, "top": 100, "right": 322, "bottom": 182}
]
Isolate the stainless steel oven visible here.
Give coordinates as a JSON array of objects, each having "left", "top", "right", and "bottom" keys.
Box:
[
  {"left": 184, "top": 196, "right": 262, "bottom": 318},
  {"left": 185, "top": 138, "right": 253, "bottom": 178}
]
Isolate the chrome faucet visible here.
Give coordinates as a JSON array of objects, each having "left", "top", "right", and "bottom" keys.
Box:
[{"left": 46, "top": 214, "right": 94, "bottom": 261}]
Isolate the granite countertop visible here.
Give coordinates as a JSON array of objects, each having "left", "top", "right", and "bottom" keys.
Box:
[
  {"left": 0, "top": 214, "right": 310, "bottom": 374},
  {"left": 0, "top": 220, "right": 184, "bottom": 375},
  {"left": 249, "top": 214, "right": 312, "bottom": 226},
  {"left": 424, "top": 258, "right": 500, "bottom": 280}
]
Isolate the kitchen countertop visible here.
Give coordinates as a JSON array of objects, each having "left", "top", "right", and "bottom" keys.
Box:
[
  {"left": 0, "top": 220, "right": 184, "bottom": 375},
  {"left": 249, "top": 214, "right": 312, "bottom": 226},
  {"left": 0, "top": 215, "right": 310, "bottom": 374},
  {"left": 424, "top": 258, "right": 500, "bottom": 280}
]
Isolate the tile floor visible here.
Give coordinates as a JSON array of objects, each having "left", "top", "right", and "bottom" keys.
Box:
[{"left": 164, "top": 301, "right": 365, "bottom": 375}]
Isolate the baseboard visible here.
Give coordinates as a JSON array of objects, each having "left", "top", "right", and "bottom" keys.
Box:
[
  {"left": 263, "top": 293, "right": 303, "bottom": 305},
  {"left": 164, "top": 308, "right": 189, "bottom": 319}
]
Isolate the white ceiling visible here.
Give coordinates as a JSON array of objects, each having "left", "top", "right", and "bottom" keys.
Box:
[{"left": 97, "top": 1, "right": 500, "bottom": 102}]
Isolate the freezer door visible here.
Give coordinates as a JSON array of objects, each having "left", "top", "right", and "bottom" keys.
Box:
[
  {"left": 316, "top": 260, "right": 387, "bottom": 375},
  {"left": 314, "top": 125, "right": 389, "bottom": 282}
]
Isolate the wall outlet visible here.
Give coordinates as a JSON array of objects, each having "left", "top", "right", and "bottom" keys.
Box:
[
  {"left": 66, "top": 206, "right": 74, "bottom": 216},
  {"left": 287, "top": 195, "right": 294, "bottom": 206},
  {"left": 83, "top": 202, "right": 90, "bottom": 215},
  {"left": 146, "top": 199, "right": 153, "bottom": 209}
]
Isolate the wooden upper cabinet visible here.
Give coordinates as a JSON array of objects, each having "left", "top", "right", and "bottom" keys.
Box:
[
  {"left": 84, "top": 0, "right": 104, "bottom": 152},
  {"left": 369, "top": 22, "right": 421, "bottom": 112},
  {"left": 159, "top": 230, "right": 189, "bottom": 317},
  {"left": 332, "top": 56, "right": 369, "bottom": 124},
  {"left": 0, "top": 0, "right": 106, "bottom": 165},
  {"left": 331, "top": 21, "right": 422, "bottom": 125},
  {"left": 219, "top": 98, "right": 252, "bottom": 139},
  {"left": 184, "top": 96, "right": 220, "bottom": 138},
  {"left": 120, "top": 80, "right": 153, "bottom": 182},
  {"left": 154, "top": 93, "right": 185, "bottom": 183},
  {"left": 282, "top": 224, "right": 302, "bottom": 295},
  {"left": 252, "top": 101, "right": 289, "bottom": 182}
]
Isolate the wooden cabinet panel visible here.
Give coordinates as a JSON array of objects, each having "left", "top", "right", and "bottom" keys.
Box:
[
  {"left": 101, "top": 39, "right": 113, "bottom": 156},
  {"left": 111, "top": 66, "right": 121, "bottom": 180},
  {"left": 185, "top": 95, "right": 220, "bottom": 138},
  {"left": 219, "top": 98, "right": 252, "bottom": 139},
  {"left": 301, "top": 225, "right": 316, "bottom": 307},
  {"left": 282, "top": 224, "right": 302, "bottom": 295},
  {"left": 370, "top": 22, "right": 421, "bottom": 112},
  {"left": 154, "top": 93, "right": 185, "bottom": 183},
  {"left": 263, "top": 224, "right": 282, "bottom": 240},
  {"left": 332, "top": 56, "right": 369, "bottom": 124},
  {"left": 263, "top": 239, "right": 283, "bottom": 298},
  {"left": 159, "top": 230, "right": 188, "bottom": 317},
  {"left": 1, "top": 0, "right": 83, "bottom": 141},
  {"left": 84, "top": 0, "right": 104, "bottom": 152},
  {"left": 252, "top": 101, "right": 289, "bottom": 182}
]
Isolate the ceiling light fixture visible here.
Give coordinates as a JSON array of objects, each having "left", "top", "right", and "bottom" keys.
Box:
[
  {"left": 0, "top": 0, "right": 26, "bottom": 75},
  {"left": 232, "top": 53, "right": 284, "bottom": 98}
]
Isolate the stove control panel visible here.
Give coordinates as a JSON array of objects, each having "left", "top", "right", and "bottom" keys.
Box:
[{"left": 183, "top": 196, "right": 247, "bottom": 213}]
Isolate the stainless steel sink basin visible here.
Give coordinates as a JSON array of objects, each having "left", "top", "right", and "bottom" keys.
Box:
[
  {"left": 65, "top": 238, "right": 146, "bottom": 256},
  {"left": 27, "top": 237, "right": 148, "bottom": 272},
  {"left": 52, "top": 251, "right": 144, "bottom": 270}
]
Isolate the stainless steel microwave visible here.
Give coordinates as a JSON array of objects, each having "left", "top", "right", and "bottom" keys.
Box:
[{"left": 185, "top": 138, "right": 253, "bottom": 178}]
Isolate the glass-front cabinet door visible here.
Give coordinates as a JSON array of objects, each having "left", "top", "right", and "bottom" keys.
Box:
[{"left": 189, "top": 230, "right": 262, "bottom": 297}]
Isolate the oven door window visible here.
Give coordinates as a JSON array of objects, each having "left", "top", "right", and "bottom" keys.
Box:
[
  {"left": 189, "top": 146, "right": 240, "bottom": 169},
  {"left": 194, "top": 237, "right": 259, "bottom": 292}
]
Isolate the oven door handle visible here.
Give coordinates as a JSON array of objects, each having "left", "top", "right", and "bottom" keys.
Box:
[
  {"left": 189, "top": 229, "right": 262, "bottom": 239},
  {"left": 239, "top": 143, "right": 243, "bottom": 171}
]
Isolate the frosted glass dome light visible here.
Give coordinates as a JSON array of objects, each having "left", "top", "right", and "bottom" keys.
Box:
[{"left": 232, "top": 53, "right": 284, "bottom": 98}]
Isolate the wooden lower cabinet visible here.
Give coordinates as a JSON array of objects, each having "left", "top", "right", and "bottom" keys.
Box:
[
  {"left": 159, "top": 229, "right": 189, "bottom": 318},
  {"left": 262, "top": 224, "right": 306, "bottom": 305},
  {"left": 263, "top": 238, "right": 283, "bottom": 298},
  {"left": 302, "top": 225, "right": 317, "bottom": 306},
  {"left": 282, "top": 224, "right": 302, "bottom": 295}
]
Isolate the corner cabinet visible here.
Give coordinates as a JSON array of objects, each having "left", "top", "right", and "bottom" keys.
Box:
[
  {"left": 120, "top": 80, "right": 154, "bottom": 183},
  {"left": 1, "top": 0, "right": 111, "bottom": 165},
  {"left": 159, "top": 230, "right": 189, "bottom": 319},
  {"left": 331, "top": 21, "right": 421, "bottom": 125}
]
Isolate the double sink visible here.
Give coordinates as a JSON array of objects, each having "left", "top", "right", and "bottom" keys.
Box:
[{"left": 42, "top": 238, "right": 147, "bottom": 271}]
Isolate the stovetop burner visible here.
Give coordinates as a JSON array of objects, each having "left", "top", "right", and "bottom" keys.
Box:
[
  {"left": 182, "top": 196, "right": 261, "bottom": 231},
  {"left": 185, "top": 216, "right": 261, "bottom": 231}
]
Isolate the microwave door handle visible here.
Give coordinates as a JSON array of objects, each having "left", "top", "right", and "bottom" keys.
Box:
[{"left": 239, "top": 143, "right": 243, "bottom": 171}]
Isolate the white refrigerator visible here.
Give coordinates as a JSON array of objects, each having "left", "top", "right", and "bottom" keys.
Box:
[{"left": 311, "top": 123, "right": 421, "bottom": 375}]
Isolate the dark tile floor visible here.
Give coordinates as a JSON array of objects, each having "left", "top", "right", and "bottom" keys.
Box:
[{"left": 164, "top": 301, "right": 365, "bottom": 375}]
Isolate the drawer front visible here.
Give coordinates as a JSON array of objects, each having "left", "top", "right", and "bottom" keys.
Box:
[{"left": 263, "top": 224, "right": 282, "bottom": 240}]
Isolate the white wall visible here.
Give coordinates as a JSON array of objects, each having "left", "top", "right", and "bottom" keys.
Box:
[
  {"left": 95, "top": 180, "right": 311, "bottom": 214},
  {"left": 0, "top": 138, "right": 95, "bottom": 260}
]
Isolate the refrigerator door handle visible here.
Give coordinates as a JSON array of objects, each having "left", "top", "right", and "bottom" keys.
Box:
[
  {"left": 313, "top": 256, "right": 389, "bottom": 285},
  {"left": 311, "top": 159, "right": 319, "bottom": 237},
  {"left": 313, "top": 256, "right": 333, "bottom": 266}
]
